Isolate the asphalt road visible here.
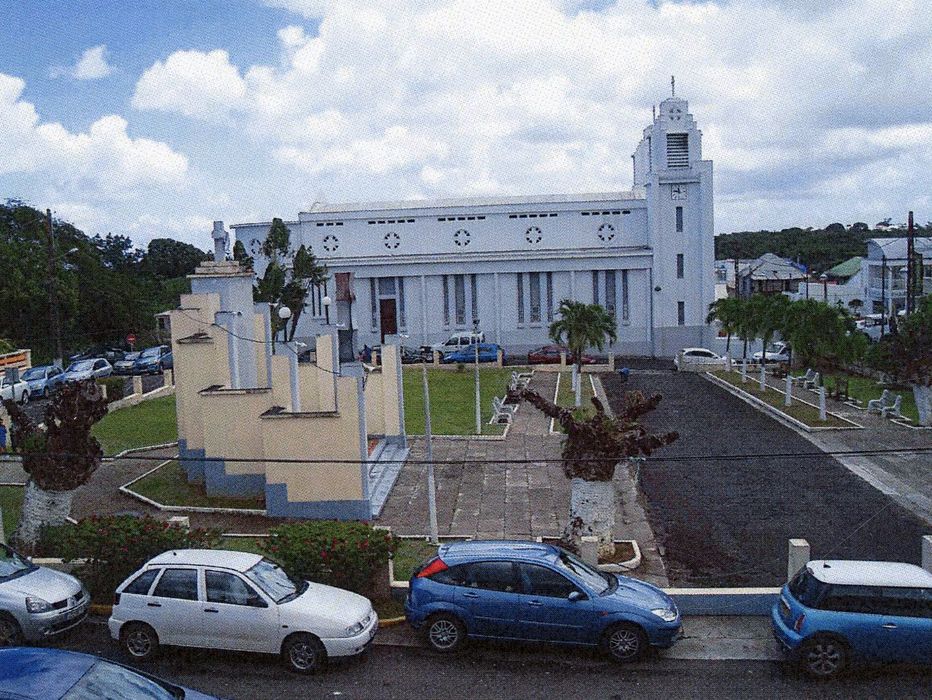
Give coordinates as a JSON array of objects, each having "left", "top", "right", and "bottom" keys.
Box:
[
  {"left": 46, "top": 621, "right": 930, "bottom": 699},
  {"left": 18, "top": 373, "right": 164, "bottom": 424}
]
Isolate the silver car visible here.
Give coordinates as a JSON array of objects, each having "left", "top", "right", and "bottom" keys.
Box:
[
  {"left": 62, "top": 358, "right": 113, "bottom": 383},
  {"left": 0, "top": 543, "right": 90, "bottom": 646}
]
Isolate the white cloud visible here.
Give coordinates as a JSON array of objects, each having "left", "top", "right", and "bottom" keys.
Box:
[
  {"left": 132, "top": 49, "right": 246, "bottom": 119},
  {"left": 262, "top": 0, "right": 331, "bottom": 18},
  {"left": 50, "top": 44, "right": 114, "bottom": 80}
]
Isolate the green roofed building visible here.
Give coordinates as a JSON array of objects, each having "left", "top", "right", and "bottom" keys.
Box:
[{"left": 825, "top": 256, "right": 863, "bottom": 282}]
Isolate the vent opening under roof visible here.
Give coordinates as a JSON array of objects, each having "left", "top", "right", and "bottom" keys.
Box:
[{"left": 666, "top": 133, "right": 689, "bottom": 168}]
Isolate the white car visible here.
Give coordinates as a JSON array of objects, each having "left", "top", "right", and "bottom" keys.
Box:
[
  {"left": 752, "top": 341, "right": 791, "bottom": 364},
  {"left": 0, "top": 376, "right": 29, "bottom": 404},
  {"left": 673, "top": 347, "right": 726, "bottom": 370},
  {"left": 108, "top": 549, "right": 377, "bottom": 674},
  {"left": 420, "top": 331, "right": 485, "bottom": 358}
]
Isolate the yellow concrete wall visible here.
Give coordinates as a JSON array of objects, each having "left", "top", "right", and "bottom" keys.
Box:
[
  {"left": 252, "top": 313, "right": 268, "bottom": 388},
  {"left": 201, "top": 391, "right": 270, "bottom": 476},
  {"left": 315, "top": 334, "right": 337, "bottom": 412},
  {"left": 380, "top": 345, "right": 402, "bottom": 436},
  {"left": 263, "top": 375, "right": 364, "bottom": 502},
  {"left": 364, "top": 371, "right": 385, "bottom": 434}
]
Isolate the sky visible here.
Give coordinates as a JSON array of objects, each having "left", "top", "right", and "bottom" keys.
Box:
[{"left": 2, "top": 0, "right": 931, "bottom": 248}]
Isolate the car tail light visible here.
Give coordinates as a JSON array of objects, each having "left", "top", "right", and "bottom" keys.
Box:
[
  {"left": 113, "top": 592, "right": 121, "bottom": 606},
  {"left": 416, "top": 557, "right": 448, "bottom": 579},
  {"left": 793, "top": 613, "right": 805, "bottom": 632}
]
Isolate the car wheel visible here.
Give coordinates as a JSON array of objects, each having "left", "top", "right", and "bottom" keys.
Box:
[
  {"left": 424, "top": 613, "right": 466, "bottom": 653},
  {"left": 19, "top": 391, "right": 29, "bottom": 405},
  {"left": 121, "top": 622, "right": 160, "bottom": 661},
  {"left": 0, "top": 615, "right": 23, "bottom": 647},
  {"left": 42, "top": 387, "right": 49, "bottom": 399},
  {"left": 603, "top": 622, "right": 648, "bottom": 663},
  {"left": 800, "top": 635, "right": 848, "bottom": 679},
  {"left": 282, "top": 633, "right": 327, "bottom": 674}
]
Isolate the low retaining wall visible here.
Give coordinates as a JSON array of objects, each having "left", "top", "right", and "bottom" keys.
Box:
[{"left": 108, "top": 383, "right": 175, "bottom": 412}]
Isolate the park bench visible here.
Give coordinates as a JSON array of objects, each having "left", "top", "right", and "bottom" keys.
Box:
[
  {"left": 491, "top": 396, "right": 517, "bottom": 424},
  {"left": 791, "top": 369, "right": 817, "bottom": 388},
  {"left": 881, "top": 395, "right": 903, "bottom": 420},
  {"left": 867, "top": 389, "right": 892, "bottom": 414},
  {"left": 829, "top": 377, "right": 849, "bottom": 402},
  {"left": 510, "top": 370, "right": 531, "bottom": 391}
]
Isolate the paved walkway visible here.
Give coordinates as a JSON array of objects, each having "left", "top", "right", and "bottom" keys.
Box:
[{"left": 376, "top": 371, "right": 669, "bottom": 585}]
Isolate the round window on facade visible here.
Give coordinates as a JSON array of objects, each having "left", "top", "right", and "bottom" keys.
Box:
[
  {"left": 384, "top": 231, "right": 400, "bottom": 250},
  {"left": 525, "top": 226, "right": 542, "bottom": 244},
  {"left": 323, "top": 234, "right": 340, "bottom": 252},
  {"left": 454, "top": 229, "right": 471, "bottom": 247},
  {"left": 597, "top": 223, "right": 615, "bottom": 242}
]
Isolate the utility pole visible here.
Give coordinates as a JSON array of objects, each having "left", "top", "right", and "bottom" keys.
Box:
[
  {"left": 473, "top": 318, "right": 481, "bottom": 436},
  {"left": 880, "top": 255, "right": 887, "bottom": 336},
  {"left": 46, "top": 209, "right": 64, "bottom": 368},
  {"left": 906, "top": 211, "right": 915, "bottom": 315},
  {"left": 421, "top": 361, "right": 439, "bottom": 545}
]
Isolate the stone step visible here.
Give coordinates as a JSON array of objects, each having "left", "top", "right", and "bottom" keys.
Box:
[{"left": 369, "top": 443, "right": 410, "bottom": 518}]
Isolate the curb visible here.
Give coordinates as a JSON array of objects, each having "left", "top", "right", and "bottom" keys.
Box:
[
  {"left": 378, "top": 616, "right": 406, "bottom": 628},
  {"left": 89, "top": 604, "right": 113, "bottom": 617}
]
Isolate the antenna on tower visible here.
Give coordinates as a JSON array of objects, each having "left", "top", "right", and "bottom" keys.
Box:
[
  {"left": 652, "top": 104, "right": 656, "bottom": 120},
  {"left": 671, "top": 75, "right": 675, "bottom": 97}
]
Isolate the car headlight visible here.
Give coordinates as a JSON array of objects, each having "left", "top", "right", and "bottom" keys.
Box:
[
  {"left": 25, "top": 596, "right": 53, "bottom": 614},
  {"left": 344, "top": 620, "right": 366, "bottom": 637},
  {"left": 651, "top": 608, "right": 678, "bottom": 622}
]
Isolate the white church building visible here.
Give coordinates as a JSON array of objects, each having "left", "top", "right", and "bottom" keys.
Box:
[{"left": 232, "top": 93, "right": 715, "bottom": 358}]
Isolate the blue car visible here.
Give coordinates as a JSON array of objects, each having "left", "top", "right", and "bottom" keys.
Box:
[
  {"left": 442, "top": 343, "right": 504, "bottom": 364},
  {"left": 405, "top": 540, "right": 681, "bottom": 662},
  {"left": 0, "top": 647, "right": 218, "bottom": 699},
  {"left": 771, "top": 559, "right": 932, "bottom": 678},
  {"left": 133, "top": 345, "right": 170, "bottom": 375},
  {"left": 19, "top": 365, "right": 65, "bottom": 399}
]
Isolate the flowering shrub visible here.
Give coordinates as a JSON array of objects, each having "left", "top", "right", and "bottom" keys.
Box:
[
  {"left": 42, "top": 515, "right": 221, "bottom": 602},
  {"left": 261, "top": 521, "right": 396, "bottom": 598}
]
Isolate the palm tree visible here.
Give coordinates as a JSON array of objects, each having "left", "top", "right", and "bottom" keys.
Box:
[
  {"left": 705, "top": 297, "right": 742, "bottom": 354},
  {"left": 751, "top": 294, "right": 791, "bottom": 361},
  {"left": 549, "top": 300, "right": 617, "bottom": 406},
  {"left": 2, "top": 381, "right": 108, "bottom": 549}
]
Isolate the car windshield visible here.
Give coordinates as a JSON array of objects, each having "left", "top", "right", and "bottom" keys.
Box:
[
  {"left": 554, "top": 549, "right": 613, "bottom": 595},
  {"left": 62, "top": 660, "right": 178, "bottom": 700},
  {"left": 140, "top": 347, "right": 161, "bottom": 358},
  {"left": 245, "top": 558, "right": 304, "bottom": 603},
  {"left": 0, "top": 544, "right": 38, "bottom": 581},
  {"left": 767, "top": 343, "right": 785, "bottom": 353},
  {"left": 22, "top": 367, "right": 47, "bottom": 380},
  {"left": 67, "top": 360, "right": 94, "bottom": 372},
  {"left": 123, "top": 352, "right": 140, "bottom": 361}
]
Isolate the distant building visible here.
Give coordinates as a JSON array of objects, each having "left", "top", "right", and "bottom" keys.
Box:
[
  {"left": 862, "top": 238, "right": 932, "bottom": 316},
  {"left": 732, "top": 253, "right": 807, "bottom": 297},
  {"left": 792, "top": 256, "right": 865, "bottom": 311},
  {"left": 233, "top": 92, "right": 715, "bottom": 358}
]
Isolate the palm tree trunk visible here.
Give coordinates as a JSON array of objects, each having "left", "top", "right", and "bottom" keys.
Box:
[
  {"left": 566, "top": 478, "right": 615, "bottom": 559},
  {"left": 14, "top": 480, "right": 74, "bottom": 550},
  {"left": 913, "top": 384, "right": 931, "bottom": 426}
]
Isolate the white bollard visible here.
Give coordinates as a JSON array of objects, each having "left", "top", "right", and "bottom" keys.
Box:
[
  {"left": 759, "top": 362, "right": 766, "bottom": 391},
  {"left": 167, "top": 515, "right": 190, "bottom": 531},
  {"left": 785, "top": 373, "right": 793, "bottom": 407},
  {"left": 922, "top": 535, "right": 932, "bottom": 574},
  {"left": 788, "top": 538, "right": 810, "bottom": 580},
  {"left": 580, "top": 536, "right": 599, "bottom": 567},
  {"left": 725, "top": 354, "right": 732, "bottom": 372},
  {"left": 132, "top": 375, "right": 143, "bottom": 396},
  {"left": 741, "top": 360, "right": 748, "bottom": 383},
  {"left": 819, "top": 386, "right": 827, "bottom": 421}
]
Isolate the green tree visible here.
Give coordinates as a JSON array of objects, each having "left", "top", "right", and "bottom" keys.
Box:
[
  {"left": 232, "top": 239, "right": 253, "bottom": 270},
  {"left": 549, "top": 300, "right": 617, "bottom": 406},
  {"left": 748, "top": 293, "right": 791, "bottom": 359},
  {"left": 780, "top": 299, "right": 866, "bottom": 372},
  {"left": 866, "top": 296, "right": 932, "bottom": 425},
  {"left": 144, "top": 238, "right": 209, "bottom": 279},
  {"left": 706, "top": 297, "right": 743, "bottom": 354}
]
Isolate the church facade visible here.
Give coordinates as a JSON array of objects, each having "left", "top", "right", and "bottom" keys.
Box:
[{"left": 232, "top": 94, "right": 714, "bottom": 358}]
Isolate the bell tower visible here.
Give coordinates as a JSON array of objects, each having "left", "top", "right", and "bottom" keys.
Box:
[{"left": 633, "top": 84, "right": 714, "bottom": 356}]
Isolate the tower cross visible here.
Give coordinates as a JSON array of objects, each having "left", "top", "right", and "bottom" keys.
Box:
[{"left": 671, "top": 75, "right": 675, "bottom": 97}]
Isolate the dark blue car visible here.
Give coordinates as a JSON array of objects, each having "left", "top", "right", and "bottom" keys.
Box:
[
  {"left": 405, "top": 540, "right": 681, "bottom": 662},
  {"left": 441, "top": 343, "right": 503, "bottom": 364},
  {"left": 0, "top": 647, "right": 218, "bottom": 699}
]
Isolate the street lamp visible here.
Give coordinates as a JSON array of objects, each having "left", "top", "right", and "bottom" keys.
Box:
[
  {"left": 322, "top": 295, "right": 332, "bottom": 325},
  {"left": 819, "top": 273, "right": 828, "bottom": 303},
  {"left": 473, "top": 318, "right": 481, "bottom": 435}
]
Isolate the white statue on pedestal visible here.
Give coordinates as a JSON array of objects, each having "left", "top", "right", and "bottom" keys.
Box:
[{"left": 212, "top": 221, "right": 229, "bottom": 262}]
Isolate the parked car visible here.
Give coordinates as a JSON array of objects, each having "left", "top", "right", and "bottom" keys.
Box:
[
  {"left": 405, "top": 540, "right": 681, "bottom": 662},
  {"left": 361, "top": 345, "right": 421, "bottom": 364},
  {"left": 672, "top": 348, "right": 726, "bottom": 370},
  {"left": 62, "top": 358, "right": 112, "bottom": 383},
  {"left": 161, "top": 351, "right": 173, "bottom": 370},
  {"left": 133, "top": 345, "right": 171, "bottom": 375},
  {"left": 109, "top": 549, "right": 378, "bottom": 674},
  {"left": 0, "top": 648, "right": 217, "bottom": 700},
  {"left": 0, "top": 376, "right": 29, "bottom": 405},
  {"left": 771, "top": 559, "right": 932, "bottom": 679},
  {"left": 527, "top": 345, "right": 596, "bottom": 365},
  {"left": 0, "top": 542, "right": 89, "bottom": 646},
  {"left": 442, "top": 343, "right": 503, "bottom": 364},
  {"left": 20, "top": 365, "right": 65, "bottom": 399},
  {"left": 752, "top": 341, "right": 791, "bottom": 364},
  {"left": 68, "top": 345, "right": 127, "bottom": 364},
  {"left": 420, "top": 331, "right": 485, "bottom": 359},
  {"left": 112, "top": 351, "right": 141, "bottom": 375}
]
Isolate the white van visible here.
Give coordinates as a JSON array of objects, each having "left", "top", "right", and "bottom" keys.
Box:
[{"left": 420, "top": 331, "right": 485, "bottom": 358}]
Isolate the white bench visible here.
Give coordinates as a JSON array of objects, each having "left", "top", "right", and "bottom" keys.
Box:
[
  {"left": 867, "top": 389, "right": 892, "bottom": 414},
  {"left": 510, "top": 371, "right": 530, "bottom": 391},
  {"left": 791, "top": 369, "right": 817, "bottom": 388},
  {"left": 880, "top": 395, "right": 903, "bottom": 420},
  {"left": 491, "top": 396, "right": 517, "bottom": 424}
]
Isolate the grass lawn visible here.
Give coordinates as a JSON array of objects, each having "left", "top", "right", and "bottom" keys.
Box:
[
  {"left": 392, "top": 538, "right": 438, "bottom": 581},
  {"left": 403, "top": 368, "right": 512, "bottom": 435},
  {"left": 131, "top": 460, "right": 265, "bottom": 510},
  {"left": 824, "top": 373, "right": 920, "bottom": 423},
  {"left": 714, "top": 371, "right": 851, "bottom": 428},
  {"left": 0, "top": 485, "right": 23, "bottom": 541},
  {"left": 92, "top": 395, "right": 178, "bottom": 456},
  {"left": 555, "top": 371, "right": 597, "bottom": 427}
]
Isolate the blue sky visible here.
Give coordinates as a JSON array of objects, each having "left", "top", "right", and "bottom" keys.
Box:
[{"left": 2, "top": 0, "right": 931, "bottom": 247}]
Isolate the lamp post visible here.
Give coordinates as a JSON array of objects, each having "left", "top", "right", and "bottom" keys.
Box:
[
  {"left": 820, "top": 273, "right": 828, "bottom": 303},
  {"left": 45, "top": 209, "right": 79, "bottom": 368},
  {"left": 473, "top": 318, "right": 481, "bottom": 436},
  {"left": 421, "top": 357, "right": 439, "bottom": 544},
  {"left": 278, "top": 305, "right": 300, "bottom": 412},
  {"left": 322, "top": 295, "right": 332, "bottom": 325}
]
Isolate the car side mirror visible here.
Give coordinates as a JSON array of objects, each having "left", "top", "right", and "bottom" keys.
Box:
[{"left": 568, "top": 591, "right": 583, "bottom": 602}]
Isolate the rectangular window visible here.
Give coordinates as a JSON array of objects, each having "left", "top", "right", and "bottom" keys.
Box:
[
  {"left": 397, "top": 277, "right": 406, "bottom": 329},
  {"left": 442, "top": 275, "right": 450, "bottom": 327},
  {"left": 676, "top": 253, "right": 684, "bottom": 279},
  {"left": 370, "top": 278, "right": 378, "bottom": 330},
  {"left": 675, "top": 206, "right": 684, "bottom": 232},
  {"left": 529, "top": 272, "right": 541, "bottom": 323},
  {"left": 378, "top": 277, "right": 395, "bottom": 296},
  {"left": 454, "top": 274, "right": 466, "bottom": 326},
  {"left": 621, "top": 270, "right": 629, "bottom": 322},
  {"left": 592, "top": 271, "right": 600, "bottom": 305},
  {"left": 677, "top": 301, "right": 686, "bottom": 326},
  {"left": 667, "top": 133, "right": 689, "bottom": 168},
  {"left": 470, "top": 274, "right": 478, "bottom": 323},
  {"left": 604, "top": 270, "right": 616, "bottom": 318},
  {"left": 546, "top": 272, "right": 554, "bottom": 321},
  {"left": 517, "top": 273, "right": 525, "bottom": 324}
]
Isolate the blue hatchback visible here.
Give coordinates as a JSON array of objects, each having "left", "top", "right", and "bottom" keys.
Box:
[
  {"left": 772, "top": 560, "right": 932, "bottom": 678},
  {"left": 405, "top": 540, "right": 681, "bottom": 662},
  {"left": 442, "top": 343, "right": 503, "bottom": 364},
  {"left": 0, "top": 647, "right": 218, "bottom": 699}
]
